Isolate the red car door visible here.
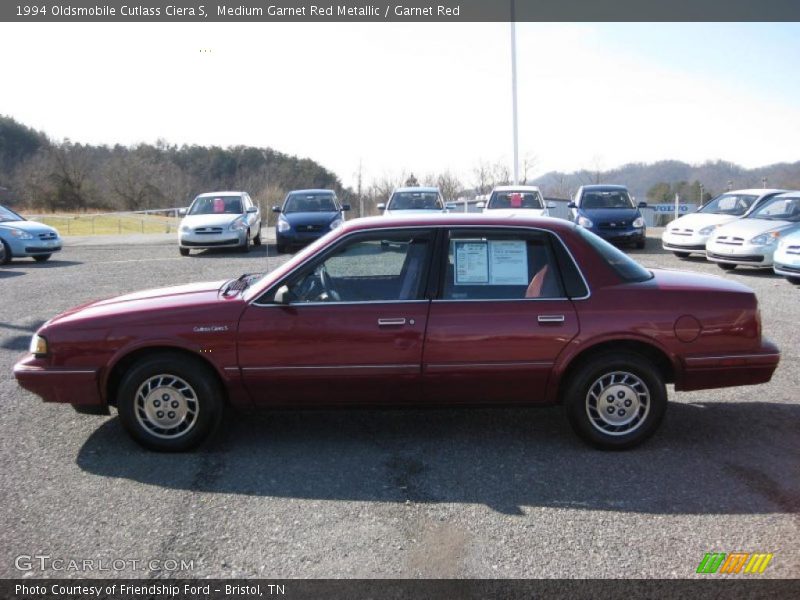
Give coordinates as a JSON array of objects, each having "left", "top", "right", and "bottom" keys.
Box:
[
  {"left": 422, "top": 228, "right": 581, "bottom": 404},
  {"left": 237, "top": 229, "right": 434, "bottom": 405}
]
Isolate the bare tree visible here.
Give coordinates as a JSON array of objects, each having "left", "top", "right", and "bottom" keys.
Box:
[
  {"left": 472, "top": 160, "right": 493, "bottom": 196},
  {"left": 521, "top": 153, "right": 538, "bottom": 185},
  {"left": 437, "top": 170, "right": 462, "bottom": 202}
]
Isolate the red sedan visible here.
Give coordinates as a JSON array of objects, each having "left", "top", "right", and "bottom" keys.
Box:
[{"left": 13, "top": 215, "right": 779, "bottom": 451}]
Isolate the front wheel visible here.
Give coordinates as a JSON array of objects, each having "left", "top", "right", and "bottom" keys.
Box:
[
  {"left": 117, "top": 353, "right": 224, "bottom": 451},
  {"left": 635, "top": 240, "right": 646, "bottom": 250},
  {"left": 787, "top": 276, "right": 800, "bottom": 285},
  {"left": 239, "top": 231, "right": 250, "bottom": 253},
  {"left": 33, "top": 254, "right": 51, "bottom": 262},
  {"left": 0, "top": 240, "right": 11, "bottom": 265},
  {"left": 564, "top": 352, "right": 667, "bottom": 450},
  {"left": 179, "top": 247, "right": 190, "bottom": 257},
  {"left": 717, "top": 263, "right": 736, "bottom": 271},
  {"left": 673, "top": 251, "right": 690, "bottom": 259},
  {"left": 253, "top": 229, "right": 262, "bottom": 246}
]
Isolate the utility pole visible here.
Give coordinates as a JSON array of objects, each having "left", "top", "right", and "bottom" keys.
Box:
[
  {"left": 510, "top": 0, "right": 519, "bottom": 185},
  {"left": 761, "top": 176, "right": 767, "bottom": 189},
  {"left": 357, "top": 159, "right": 364, "bottom": 218}
]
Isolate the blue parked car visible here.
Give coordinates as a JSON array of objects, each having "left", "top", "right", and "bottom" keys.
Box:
[
  {"left": 273, "top": 189, "right": 350, "bottom": 253},
  {"left": 568, "top": 185, "right": 647, "bottom": 249},
  {"left": 0, "top": 205, "right": 62, "bottom": 264}
]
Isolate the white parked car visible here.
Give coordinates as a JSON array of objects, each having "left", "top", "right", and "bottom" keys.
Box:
[
  {"left": 661, "top": 189, "right": 784, "bottom": 258},
  {"left": 178, "top": 191, "right": 261, "bottom": 256},
  {"left": 773, "top": 228, "right": 800, "bottom": 284},
  {"left": 478, "top": 185, "right": 555, "bottom": 217},
  {"left": 706, "top": 191, "right": 800, "bottom": 270},
  {"left": 377, "top": 187, "right": 454, "bottom": 216}
]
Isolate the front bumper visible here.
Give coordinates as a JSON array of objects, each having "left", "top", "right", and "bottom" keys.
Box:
[
  {"left": 179, "top": 230, "right": 245, "bottom": 249},
  {"left": 677, "top": 339, "right": 780, "bottom": 392},
  {"left": 277, "top": 228, "right": 329, "bottom": 247},
  {"left": 662, "top": 232, "right": 709, "bottom": 254},
  {"left": 593, "top": 227, "right": 645, "bottom": 243},
  {"left": 706, "top": 240, "right": 775, "bottom": 267},
  {"left": 14, "top": 355, "right": 104, "bottom": 407},
  {"left": 8, "top": 237, "right": 63, "bottom": 257}
]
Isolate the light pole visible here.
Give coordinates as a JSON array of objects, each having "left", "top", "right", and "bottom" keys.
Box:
[
  {"left": 510, "top": 0, "right": 519, "bottom": 185},
  {"left": 699, "top": 183, "right": 704, "bottom": 205}
]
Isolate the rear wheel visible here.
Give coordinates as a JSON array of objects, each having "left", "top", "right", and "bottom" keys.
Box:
[
  {"left": 117, "top": 353, "right": 224, "bottom": 452},
  {"left": 673, "top": 251, "right": 691, "bottom": 259},
  {"left": 0, "top": 240, "right": 11, "bottom": 265},
  {"left": 564, "top": 352, "right": 667, "bottom": 450},
  {"left": 717, "top": 263, "right": 736, "bottom": 271},
  {"left": 33, "top": 254, "right": 51, "bottom": 262},
  {"left": 179, "top": 247, "right": 190, "bottom": 257}
]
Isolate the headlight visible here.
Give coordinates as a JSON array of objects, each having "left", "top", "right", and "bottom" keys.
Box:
[
  {"left": 277, "top": 216, "right": 291, "bottom": 233},
  {"left": 180, "top": 224, "right": 191, "bottom": 233},
  {"left": 329, "top": 218, "right": 343, "bottom": 230},
  {"left": 10, "top": 229, "right": 34, "bottom": 240},
  {"left": 228, "top": 217, "right": 248, "bottom": 231},
  {"left": 698, "top": 225, "right": 717, "bottom": 236},
  {"left": 29, "top": 334, "right": 48, "bottom": 357},
  {"left": 632, "top": 217, "right": 644, "bottom": 228},
  {"left": 577, "top": 216, "right": 593, "bottom": 228},
  {"left": 749, "top": 232, "right": 780, "bottom": 246}
]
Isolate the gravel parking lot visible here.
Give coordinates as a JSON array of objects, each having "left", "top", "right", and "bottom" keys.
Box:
[{"left": 0, "top": 229, "right": 798, "bottom": 579}]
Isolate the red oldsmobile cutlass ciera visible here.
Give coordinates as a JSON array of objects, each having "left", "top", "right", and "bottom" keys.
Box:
[{"left": 14, "top": 215, "right": 780, "bottom": 451}]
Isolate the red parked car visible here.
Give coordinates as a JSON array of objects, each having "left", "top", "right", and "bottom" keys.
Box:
[{"left": 14, "top": 215, "right": 779, "bottom": 451}]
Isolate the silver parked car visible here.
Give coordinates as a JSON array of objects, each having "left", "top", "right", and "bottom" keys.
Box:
[{"left": 178, "top": 191, "right": 261, "bottom": 256}]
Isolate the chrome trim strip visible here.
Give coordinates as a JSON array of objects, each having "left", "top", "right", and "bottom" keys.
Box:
[
  {"left": 241, "top": 364, "right": 419, "bottom": 372},
  {"left": 432, "top": 297, "right": 570, "bottom": 303},
  {"left": 249, "top": 223, "right": 592, "bottom": 306},
  {"left": 14, "top": 367, "right": 96, "bottom": 375},
  {"left": 253, "top": 300, "right": 429, "bottom": 308},
  {"left": 426, "top": 361, "right": 553, "bottom": 369},
  {"left": 684, "top": 353, "right": 780, "bottom": 365}
]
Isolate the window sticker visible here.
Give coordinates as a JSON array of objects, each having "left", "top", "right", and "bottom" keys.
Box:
[
  {"left": 453, "top": 239, "right": 529, "bottom": 286},
  {"left": 489, "top": 240, "right": 528, "bottom": 284},
  {"left": 454, "top": 240, "right": 489, "bottom": 284}
]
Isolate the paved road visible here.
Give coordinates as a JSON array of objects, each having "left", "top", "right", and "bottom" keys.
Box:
[{"left": 0, "top": 233, "right": 797, "bottom": 579}]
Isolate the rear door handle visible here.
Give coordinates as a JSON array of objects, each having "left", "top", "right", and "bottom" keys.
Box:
[
  {"left": 538, "top": 314, "right": 565, "bottom": 323},
  {"left": 378, "top": 318, "right": 407, "bottom": 327}
]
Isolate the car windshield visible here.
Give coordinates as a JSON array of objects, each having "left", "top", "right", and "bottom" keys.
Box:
[
  {"left": 699, "top": 193, "right": 757, "bottom": 216},
  {"left": 283, "top": 193, "right": 337, "bottom": 213},
  {"left": 188, "top": 195, "right": 243, "bottom": 216},
  {"left": 487, "top": 191, "right": 543, "bottom": 210},
  {"left": 388, "top": 192, "right": 443, "bottom": 210},
  {"left": 576, "top": 226, "right": 653, "bottom": 282},
  {"left": 581, "top": 190, "right": 634, "bottom": 210},
  {"left": 747, "top": 196, "right": 800, "bottom": 221},
  {"left": 0, "top": 205, "right": 24, "bottom": 222}
]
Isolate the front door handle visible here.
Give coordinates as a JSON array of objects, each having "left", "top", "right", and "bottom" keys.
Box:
[
  {"left": 538, "top": 314, "right": 565, "bottom": 323},
  {"left": 378, "top": 318, "right": 407, "bottom": 327}
]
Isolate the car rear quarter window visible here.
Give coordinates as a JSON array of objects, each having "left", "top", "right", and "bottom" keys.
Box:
[
  {"left": 442, "top": 229, "right": 567, "bottom": 300},
  {"left": 576, "top": 226, "right": 653, "bottom": 283}
]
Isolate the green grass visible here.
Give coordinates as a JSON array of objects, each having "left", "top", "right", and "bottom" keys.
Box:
[{"left": 24, "top": 213, "right": 180, "bottom": 236}]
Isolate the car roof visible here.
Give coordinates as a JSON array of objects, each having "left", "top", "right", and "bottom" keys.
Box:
[
  {"left": 579, "top": 184, "right": 628, "bottom": 191},
  {"left": 723, "top": 188, "right": 786, "bottom": 196},
  {"left": 491, "top": 185, "right": 542, "bottom": 193},
  {"left": 771, "top": 191, "right": 800, "bottom": 198},
  {"left": 392, "top": 187, "right": 441, "bottom": 194},
  {"left": 342, "top": 213, "right": 576, "bottom": 234},
  {"left": 286, "top": 189, "right": 335, "bottom": 195},
  {"left": 195, "top": 191, "right": 247, "bottom": 197}
]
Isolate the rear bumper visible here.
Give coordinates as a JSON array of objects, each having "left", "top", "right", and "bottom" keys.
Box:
[
  {"left": 13, "top": 356, "right": 104, "bottom": 407},
  {"left": 677, "top": 340, "right": 780, "bottom": 391}
]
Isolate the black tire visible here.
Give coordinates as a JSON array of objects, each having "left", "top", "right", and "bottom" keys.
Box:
[
  {"left": 788, "top": 276, "right": 800, "bottom": 285},
  {"left": 179, "top": 247, "right": 190, "bottom": 257},
  {"left": 116, "top": 353, "right": 224, "bottom": 452},
  {"left": 239, "top": 231, "right": 250, "bottom": 253},
  {"left": 564, "top": 352, "right": 667, "bottom": 450},
  {"left": 673, "top": 251, "right": 691, "bottom": 259},
  {"left": 253, "top": 229, "right": 262, "bottom": 246},
  {"left": 635, "top": 240, "right": 646, "bottom": 250},
  {"left": 0, "top": 240, "right": 11, "bottom": 265},
  {"left": 717, "top": 263, "right": 736, "bottom": 271},
  {"left": 33, "top": 254, "right": 52, "bottom": 262},
  {"left": 276, "top": 243, "right": 288, "bottom": 254}
]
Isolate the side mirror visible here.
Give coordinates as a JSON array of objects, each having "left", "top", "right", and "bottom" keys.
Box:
[
  {"left": 274, "top": 285, "right": 291, "bottom": 305},
  {"left": 567, "top": 202, "right": 577, "bottom": 209},
  {"left": 247, "top": 206, "right": 258, "bottom": 213},
  {"left": 178, "top": 208, "right": 187, "bottom": 217},
  {"left": 376, "top": 203, "right": 386, "bottom": 210},
  {"left": 341, "top": 204, "right": 351, "bottom": 211},
  {"left": 546, "top": 202, "right": 556, "bottom": 209},
  {"left": 475, "top": 201, "right": 485, "bottom": 209},
  {"left": 272, "top": 206, "right": 282, "bottom": 213},
  {"left": 445, "top": 203, "right": 457, "bottom": 211}
]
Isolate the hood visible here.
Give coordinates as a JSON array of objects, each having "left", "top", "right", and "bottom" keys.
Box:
[
  {"left": 281, "top": 211, "right": 340, "bottom": 226},
  {"left": 0, "top": 220, "right": 60, "bottom": 235},
  {"left": 47, "top": 280, "right": 230, "bottom": 326},
  {"left": 666, "top": 212, "right": 740, "bottom": 231},
  {"left": 713, "top": 218, "right": 800, "bottom": 239},
  {"left": 484, "top": 208, "right": 547, "bottom": 218},
  {"left": 578, "top": 207, "right": 640, "bottom": 221},
  {"left": 181, "top": 213, "right": 242, "bottom": 229}
]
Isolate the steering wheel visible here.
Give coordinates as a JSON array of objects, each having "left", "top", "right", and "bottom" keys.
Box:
[{"left": 316, "top": 264, "right": 341, "bottom": 302}]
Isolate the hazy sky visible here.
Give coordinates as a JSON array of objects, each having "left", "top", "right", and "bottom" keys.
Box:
[{"left": 2, "top": 22, "right": 799, "bottom": 188}]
